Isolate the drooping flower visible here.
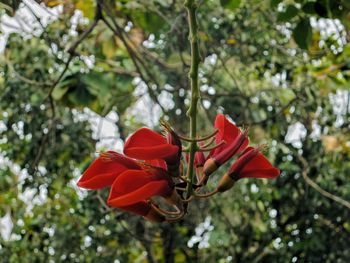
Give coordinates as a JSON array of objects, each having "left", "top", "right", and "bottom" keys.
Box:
[
  {"left": 77, "top": 151, "right": 140, "bottom": 190},
  {"left": 202, "top": 114, "right": 249, "bottom": 181},
  {"left": 216, "top": 147, "right": 280, "bottom": 192},
  {"left": 107, "top": 167, "right": 182, "bottom": 211}
]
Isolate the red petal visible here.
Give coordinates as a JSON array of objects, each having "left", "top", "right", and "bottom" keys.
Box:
[
  {"left": 231, "top": 149, "right": 280, "bottom": 180},
  {"left": 215, "top": 114, "right": 241, "bottom": 144},
  {"left": 239, "top": 168, "right": 280, "bottom": 179},
  {"left": 124, "top": 127, "right": 167, "bottom": 148},
  {"left": 210, "top": 114, "right": 248, "bottom": 158},
  {"left": 240, "top": 152, "right": 275, "bottom": 172},
  {"left": 77, "top": 151, "right": 140, "bottom": 190},
  {"left": 108, "top": 181, "right": 172, "bottom": 207},
  {"left": 144, "top": 159, "right": 167, "bottom": 170},
  {"left": 124, "top": 128, "right": 179, "bottom": 162},
  {"left": 107, "top": 169, "right": 172, "bottom": 206}
]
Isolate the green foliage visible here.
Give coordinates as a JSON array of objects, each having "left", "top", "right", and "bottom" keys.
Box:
[
  {"left": 293, "top": 18, "right": 312, "bottom": 50},
  {"left": 0, "top": 0, "right": 349, "bottom": 262}
]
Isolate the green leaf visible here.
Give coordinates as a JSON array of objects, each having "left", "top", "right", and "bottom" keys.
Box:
[
  {"left": 220, "top": 0, "right": 241, "bottom": 10},
  {"left": 293, "top": 18, "right": 312, "bottom": 50},
  {"left": 81, "top": 72, "right": 112, "bottom": 97},
  {"left": 277, "top": 5, "right": 299, "bottom": 22},
  {"left": 302, "top": 2, "right": 317, "bottom": 14},
  {"left": 270, "top": 0, "right": 282, "bottom": 8},
  {"left": 67, "top": 85, "right": 96, "bottom": 107}
]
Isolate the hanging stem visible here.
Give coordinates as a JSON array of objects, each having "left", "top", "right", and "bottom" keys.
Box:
[{"left": 184, "top": 0, "right": 201, "bottom": 201}]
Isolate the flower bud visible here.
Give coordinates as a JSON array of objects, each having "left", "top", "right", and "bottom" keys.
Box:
[
  {"left": 201, "top": 158, "right": 218, "bottom": 184},
  {"left": 216, "top": 173, "right": 236, "bottom": 192}
]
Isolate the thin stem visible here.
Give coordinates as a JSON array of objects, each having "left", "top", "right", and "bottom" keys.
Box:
[
  {"left": 195, "top": 189, "right": 218, "bottom": 198},
  {"left": 198, "top": 140, "right": 226, "bottom": 152},
  {"left": 184, "top": 0, "right": 201, "bottom": 202},
  {"left": 166, "top": 212, "right": 185, "bottom": 222},
  {"left": 177, "top": 129, "right": 218, "bottom": 142},
  {"left": 151, "top": 204, "right": 182, "bottom": 216},
  {"left": 200, "top": 136, "right": 216, "bottom": 149}
]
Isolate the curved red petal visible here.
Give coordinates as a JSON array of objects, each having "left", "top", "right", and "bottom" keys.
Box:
[
  {"left": 215, "top": 114, "right": 241, "bottom": 144},
  {"left": 144, "top": 159, "right": 168, "bottom": 170},
  {"left": 77, "top": 172, "right": 118, "bottom": 189},
  {"left": 239, "top": 167, "right": 280, "bottom": 179},
  {"left": 108, "top": 180, "right": 172, "bottom": 207},
  {"left": 124, "top": 144, "right": 179, "bottom": 162},
  {"left": 124, "top": 127, "right": 167, "bottom": 149},
  {"left": 108, "top": 169, "right": 170, "bottom": 200},
  {"left": 124, "top": 128, "right": 180, "bottom": 162},
  {"left": 240, "top": 152, "right": 275, "bottom": 173},
  {"left": 210, "top": 114, "right": 246, "bottom": 158},
  {"left": 77, "top": 152, "right": 140, "bottom": 190},
  {"left": 229, "top": 148, "right": 280, "bottom": 180}
]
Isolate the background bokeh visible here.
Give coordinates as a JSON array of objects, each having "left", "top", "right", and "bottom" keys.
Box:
[{"left": 0, "top": 0, "right": 350, "bottom": 262}]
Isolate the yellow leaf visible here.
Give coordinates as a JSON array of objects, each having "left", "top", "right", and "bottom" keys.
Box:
[
  {"left": 226, "top": 38, "right": 237, "bottom": 45},
  {"left": 321, "top": 135, "right": 340, "bottom": 152},
  {"left": 75, "top": 0, "right": 94, "bottom": 19},
  {"left": 45, "top": 0, "right": 66, "bottom": 7}
]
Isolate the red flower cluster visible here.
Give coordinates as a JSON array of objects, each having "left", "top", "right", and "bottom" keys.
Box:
[{"left": 77, "top": 114, "right": 280, "bottom": 223}]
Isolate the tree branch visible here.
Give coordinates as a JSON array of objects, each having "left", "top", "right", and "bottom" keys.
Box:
[{"left": 298, "top": 155, "right": 350, "bottom": 210}]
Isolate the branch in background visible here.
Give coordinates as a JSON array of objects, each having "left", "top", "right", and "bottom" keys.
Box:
[
  {"left": 47, "top": 3, "right": 102, "bottom": 97},
  {"left": 99, "top": 1, "right": 167, "bottom": 113},
  {"left": 298, "top": 155, "right": 350, "bottom": 210}
]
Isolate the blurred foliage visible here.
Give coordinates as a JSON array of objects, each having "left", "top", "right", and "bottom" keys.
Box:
[{"left": 0, "top": 0, "right": 350, "bottom": 262}]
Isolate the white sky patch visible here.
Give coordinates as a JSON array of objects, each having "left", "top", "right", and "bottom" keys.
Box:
[
  {"left": 329, "top": 90, "right": 350, "bottom": 127},
  {"left": 127, "top": 78, "right": 162, "bottom": 128},
  {"left": 310, "top": 17, "right": 346, "bottom": 52},
  {"left": 158, "top": 90, "right": 175, "bottom": 110},
  {"left": 187, "top": 216, "right": 214, "bottom": 249},
  {"left": 0, "top": 212, "right": 13, "bottom": 241},
  {"left": 285, "top": 122, "right": 307, "bottom": 149},
  {"left": 310, "top": 120, "right": 321, "bottom": 140},
  {"left": 204, "top": 53, "right": 217, "bottom": 66},
  {"left": 72, "top": 108, "right": 123, "bottom": 152},
  {"left": 0, "top": 0, "right": 62, "bottom": 53},
  {"left": 18, "top": 184, "right": 48, "bottom": 214}
]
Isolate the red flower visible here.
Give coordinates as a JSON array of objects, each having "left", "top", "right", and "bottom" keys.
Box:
[
  {"left": 107, "top": 167, "right": 182, "bottom": 215},
  {"left": 202, "top": 114, "right": 249, "bottom": 180},
  {"left": 77, "top": 151, "right": 140, "bottom": 190},
  {"left": 124, "top": 127, "right": 180, "bottom": 164},
  {"left": 217, "top": 147, "right": 280, "bottom": 192}
]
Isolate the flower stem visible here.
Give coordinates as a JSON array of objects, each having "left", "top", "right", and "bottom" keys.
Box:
[{"left": 185, "top": 0, "right": 200, "bottom": 201}]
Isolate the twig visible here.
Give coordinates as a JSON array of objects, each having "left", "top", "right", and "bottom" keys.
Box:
[
  {"left": 46, "top": 3, "right": 102, "bottom": 97},
  {"left": 298, "top": 155, "right": 350, "bottom": 210}
]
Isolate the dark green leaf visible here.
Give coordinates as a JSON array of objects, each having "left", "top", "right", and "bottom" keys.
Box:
[
  {"left": 293, "top": 18, "right": 312, "bottom": 50},
  {"left": 270, "top": 0, "right": 282, "bottom": 8},
  {"left": 220, "top": 0, "right": 241, "bottom": 10},
  {"left": 277, "top": 5, "right": 299, "bottom": 22},
  {"left": 302, "top": 2, "right": 317, "bottom": 14}
]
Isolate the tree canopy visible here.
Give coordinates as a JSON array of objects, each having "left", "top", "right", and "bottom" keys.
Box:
[{"left": 0, "top": 0, "right": 350, "bottom": 262}]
